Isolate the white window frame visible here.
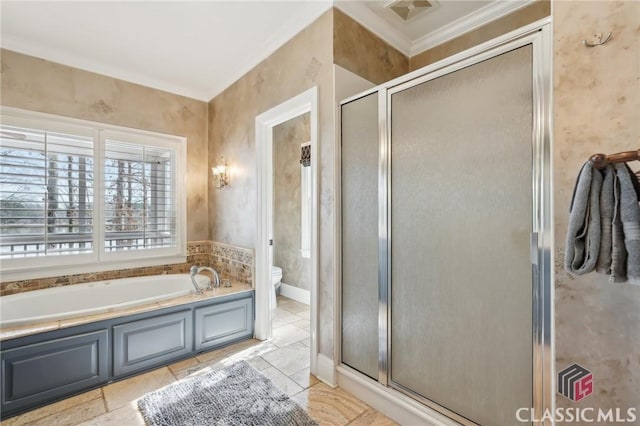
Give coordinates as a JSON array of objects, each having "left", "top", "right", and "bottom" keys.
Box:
[{"left": 0, "top": 106, "right": 187, "bottom": 282}]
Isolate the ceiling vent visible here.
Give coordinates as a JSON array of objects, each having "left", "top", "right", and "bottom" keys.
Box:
[{"left": 386, "top": 0, "right": 438, "bottom": 22}]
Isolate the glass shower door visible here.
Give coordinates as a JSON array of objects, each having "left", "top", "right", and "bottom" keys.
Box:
[
  {"left": 341, "top": 93, "right": 379, "bottom": 379},
  {"left": 389, "top": 46, "right": 534, "bottom": 425}
]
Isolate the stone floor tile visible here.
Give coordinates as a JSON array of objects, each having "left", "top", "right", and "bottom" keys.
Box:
[
  {"left": 262, "top": 341, "right": 310, "bottom": 375},
  {"left": 28, "top": 398, "right": 106, "bottom": 426},
  {"left": 76, "top": 401, "right": 145, "bottom": 426},
  {"left": 272, "top": 308, "right": 303, "bottom": 328},
  {"left": 102, "top": 367, "right": 175, "bottom": 411},
  {"left": 271, "top": 324, "right": 310, "bottom": 348},
  {"left": 293, "top": 383, "right": 369, "bottom": 426},
  {"left": 289, "top": 367, "right": 320, "bottom": 389},
  {"left": 1, "top": 389, "right": 102, "bottom": 425},
  {"left": 195, "top": 347, "right": 229, "bottom": 363},
  {"left": 246, "top": 355, "right": 272, "bottom": 371},
  {"left": 277, "top": 297, "right": 310, "bottom": 315},
  {"left": 347, "top": 408, "right": 399, "bottom": 425},
  {"left": 224, "top": 340, "right": 279, "bottom": 361},
  {"left": 259, "top": 366, "right": 304, "bottom": 397},
  {"left": 167, "top": 356, "right": 199, "bottom": 375},
  {"left": 172, "top": 356, "right": 229, "bottom": 380},
  {"left": 291, "top": 318, "right": 311, "bottom": 331},
  {"left": 297, "top": 310, "right": 311, "bottom": 320},
  {"left": 298, "top": 337, "right": 311, "bottom": 347}
]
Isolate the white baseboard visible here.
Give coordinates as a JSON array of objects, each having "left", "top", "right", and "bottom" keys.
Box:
[
  {"left": 315, "top": 353, "right": 336, "bottom": 387},
  {"left": 279, "top": 282, "right": 310, "bottom": 305},
  {"left": 337, "top": 366, "right": 459, "bottom": 426}
]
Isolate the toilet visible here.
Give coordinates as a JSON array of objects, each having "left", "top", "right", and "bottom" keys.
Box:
[{"left": 271, "top": 266, "right": 283, "bottom": 310}]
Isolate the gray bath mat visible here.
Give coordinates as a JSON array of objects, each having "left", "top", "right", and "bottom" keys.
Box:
[{"left": 137, "top": 360, "right": 317, "bottom": 426}]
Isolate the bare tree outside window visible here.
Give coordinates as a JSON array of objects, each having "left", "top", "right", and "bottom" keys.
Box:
[
  {"left": 1, "top": 118, "right": 179, "bottom": 263},
  {"left": 46, "top": 154, "right": 59, "bottom": 248},
  {"left": 78, "top": 156, "right": 87, "bottom": 248},
  {"left": 103, "top": 141, "right": 174, "bottom": 252},
  {"left": 1, "top": 126, "right": 94, "bottom": 258}
]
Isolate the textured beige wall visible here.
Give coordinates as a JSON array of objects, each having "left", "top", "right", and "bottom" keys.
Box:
[
  {"left": 334, "top": 8, "right": 409, "bottom": 84},
  {"left": 410, "top": 0, "right": 550, "bottom": 70},
  {"left": 208, "top": 10, "right": 336, "bottom": 355},
  {"left": 273, "top": 113, "right": 311, "bottom": 290},
  {"left": 554, "top": 1, "right": 640, "bottom": 417},
  {"left": 0, "top": 49, "right": 209, "bottom": 241}
]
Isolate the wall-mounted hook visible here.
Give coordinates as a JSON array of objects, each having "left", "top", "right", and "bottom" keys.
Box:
[{"left": 583, "top": 32, "right": 612, "bottom": 47}]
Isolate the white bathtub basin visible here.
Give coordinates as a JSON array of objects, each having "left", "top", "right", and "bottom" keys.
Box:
[{"left": 0, "top": 274, "right": 209, "bottom": 328}]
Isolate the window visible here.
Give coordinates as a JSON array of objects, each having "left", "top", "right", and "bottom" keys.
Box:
[
  {"left": 103, "top": 134, "right": 177, "bottom": 253},
  {"left": 300, "top": 142, "right": 311, "bottom": 259},
  {"left": 0, "top": 108, "right": 186, "bottom": 280},
  {"left": 1, "top": 122, "right": 94, "bottom": 259}
]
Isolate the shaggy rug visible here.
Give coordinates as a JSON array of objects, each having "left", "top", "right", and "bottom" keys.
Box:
[{"left": 137, "top": 361, "right": 317, "bottom": 426}]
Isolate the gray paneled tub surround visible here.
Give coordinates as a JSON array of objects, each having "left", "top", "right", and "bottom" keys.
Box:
[{"left": 0, "top": 279, "right": 254, "bottom": 419}]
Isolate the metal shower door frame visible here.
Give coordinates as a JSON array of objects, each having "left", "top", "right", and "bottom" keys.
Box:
[{"left": 377, "top": 21, "right": 553, "bottom": 426}]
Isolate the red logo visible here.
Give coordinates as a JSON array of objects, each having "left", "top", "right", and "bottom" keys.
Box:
[{"left": 558, "top": 364, "right": 593, "bottom": 401}]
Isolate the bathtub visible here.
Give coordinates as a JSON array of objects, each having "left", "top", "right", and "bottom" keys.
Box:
[
  {"left": 0, "top": 273, "right": 210, "bottom": 328},
  {"left": 0, "top": 277, "right": 254, "bottom": 418}
]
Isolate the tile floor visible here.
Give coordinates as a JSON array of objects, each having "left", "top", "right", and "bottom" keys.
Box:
[{"left": 2, "top": 296, "right": 397, "bottom": 426}]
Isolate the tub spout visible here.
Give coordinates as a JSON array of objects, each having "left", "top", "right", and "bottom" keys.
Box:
[{"left": 189, "top": 266, "right": 221, "bottom": 293}]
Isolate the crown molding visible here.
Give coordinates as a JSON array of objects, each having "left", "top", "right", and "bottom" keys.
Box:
[
  {"left": 334, "top": 2, "right": 413, "bottom": 56},
  {"left": 205, "top": 1, "right": 333, "bottom": 101},
  {"left": 2, "top": 2, "right": 333, "bottom": 102},
  {"left": 409, "top": 0, "right": 535, "bottom": 56},
  {"left": 335, "top": 0, "right": 536, "bottom": 59},
  {"left": 1, "top": 36, "right": 210, "bottom": 101}
]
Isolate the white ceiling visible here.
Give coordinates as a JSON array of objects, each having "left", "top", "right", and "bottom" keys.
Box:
[
  {"left": 0, "top": 1, "right": 332, "bottom": 101},
  {"left": 0, "top": 1, "right": 533, "bottom": 102}
]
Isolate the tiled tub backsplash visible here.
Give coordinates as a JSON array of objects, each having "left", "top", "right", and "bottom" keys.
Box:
[
  {"left": 0, "top": 241, "right": 254, "bottom": 297},
  {"left": 209, "top": 242, "right": 254, "bottom": 287}
]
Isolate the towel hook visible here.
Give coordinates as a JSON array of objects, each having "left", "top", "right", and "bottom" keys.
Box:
[
  {"left": 589, "top": 149, "right": 640, "bottom": 169},
  {"left": 583, "top": 32, "right": 612, "bottom": 47}
]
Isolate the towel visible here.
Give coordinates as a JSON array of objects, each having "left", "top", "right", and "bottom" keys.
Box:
[
  {"left": 610, "top": 169, "right": 628, "bottom": 282},
  {"left": 565, "top": 162, "right": 603, "bottom": 275},
  {"left": 614, "top": 164, "right": 640, "bottom": 284},
  {"left": 596, "top": 165, "right": 615, "bottom": 274}
]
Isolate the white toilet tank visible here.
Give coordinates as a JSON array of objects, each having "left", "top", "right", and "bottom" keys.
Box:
[
  {"left": 271, "top": 266, "right": 283, "bottom": 310},
  {"left": 271, "top": 266, "right": 283, "bottom": 285}
]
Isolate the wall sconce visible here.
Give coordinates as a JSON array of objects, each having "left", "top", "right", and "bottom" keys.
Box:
[{"left": 212, "top": 156, "right": 229, "bottom": 189}]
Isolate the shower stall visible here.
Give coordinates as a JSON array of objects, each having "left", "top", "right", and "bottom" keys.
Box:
[{"left": 339, "top": 23, "right": 552, "bottom": 426}]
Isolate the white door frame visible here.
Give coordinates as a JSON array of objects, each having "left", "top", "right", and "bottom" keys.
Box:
[{"left": 255, "top": 86, "right": 319, "bottom": 374}]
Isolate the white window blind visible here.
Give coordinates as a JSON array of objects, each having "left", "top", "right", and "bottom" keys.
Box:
[
  {"left": 0, "top": 108, "right": 186, "bottom": 280},
  {"left": 104, "top": 139, "right": 176, "bottom": 252},
  {"left": 0, "top": 123, "right": 94, "bottom": 258}
]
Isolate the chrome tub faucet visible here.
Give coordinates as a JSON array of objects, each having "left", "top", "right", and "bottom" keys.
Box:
[{"left": 189, "top": 266, "right": 221, "bottom": 294}]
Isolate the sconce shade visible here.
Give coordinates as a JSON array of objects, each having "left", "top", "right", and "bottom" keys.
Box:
[{"left": 212, "top": 156, "right": 229, "bottom": 189}]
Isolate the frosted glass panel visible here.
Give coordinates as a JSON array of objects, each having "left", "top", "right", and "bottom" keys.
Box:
[
  {"left": 341, "top": 93, "right": 379, "bottom": 379},
  {"left": 390, "top": 46, "right": 533, "bottom": 425}
]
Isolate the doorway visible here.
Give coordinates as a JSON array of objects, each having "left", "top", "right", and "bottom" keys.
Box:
[{"left": 255, "top": 87, "right": 319, "bottom": 375}]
